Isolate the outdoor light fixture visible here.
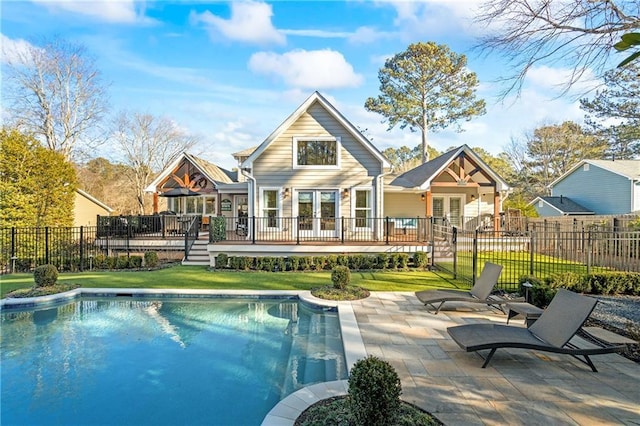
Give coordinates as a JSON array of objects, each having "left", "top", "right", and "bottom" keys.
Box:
[
  {"left": 421, "top": 193, "right": 425, "bottom": 201},
  {"left": 283, "top": 188, "right": 290, "bottom": 198},
  {"left": 343, "top": 188, "right": 349, "bottom": 198}
]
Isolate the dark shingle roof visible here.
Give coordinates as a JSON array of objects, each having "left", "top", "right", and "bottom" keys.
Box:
[
  {"left": 539, "top": 196, "right": 594, "bottom": 214},
  {"left": 388, "top": 147, "right": 460, "bottom": 188}
]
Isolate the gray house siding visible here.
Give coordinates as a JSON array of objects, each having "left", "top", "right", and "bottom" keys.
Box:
[{"left": 552, "top": 164, "right": 632, "bottom": 215}]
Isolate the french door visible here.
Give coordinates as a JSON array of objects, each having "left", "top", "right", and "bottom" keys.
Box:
[
  {"left": 433, "top": 196, "right": 462, "bottom": 227},
  {"left": 296, "top": 190, "right": 338, "bottom": 237}
]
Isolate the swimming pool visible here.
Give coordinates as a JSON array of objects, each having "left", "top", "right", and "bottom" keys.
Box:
[{"left": 1, "top": 295, "right": 347, "bottom": 425}]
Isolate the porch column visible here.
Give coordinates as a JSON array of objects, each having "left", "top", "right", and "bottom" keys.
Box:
[
  {"left": 494, "top": 191, "right": 500, "bottom": 234},
  {"left": 153, "top": 192, "right": 159, "bottom": 214},
  {"left": 425, "top": 190, "right": 432, "bottom": 217}
]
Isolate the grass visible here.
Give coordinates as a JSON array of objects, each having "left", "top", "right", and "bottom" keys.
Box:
[{"left": 0, "top": 265, "right": 468, "bottom": 298}]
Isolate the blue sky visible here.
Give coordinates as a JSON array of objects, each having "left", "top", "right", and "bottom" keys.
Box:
[{"left": 1, "top": 1, "right": 595, "bottom": 170}]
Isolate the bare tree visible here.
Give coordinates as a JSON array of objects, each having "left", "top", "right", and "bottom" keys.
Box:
[
  {"left": 3, "top": 37, "right": 109, "bottom": 159},
  {"left": 475, "top": 0, "right": 640, "bottom": 96},
  {"left": 112, "top": 112, "right": 198, "bottom": 214}
]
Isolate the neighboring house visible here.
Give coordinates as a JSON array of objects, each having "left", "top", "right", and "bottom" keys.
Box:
[
  {"left": 529, "top": 196, "right": 595, "bottom": 217},
  {"left": 533, "top": 160, "right": 640, "bottom": 217},
  {"left": 74, "top": 189, "right": 113, "bottom": 227}
]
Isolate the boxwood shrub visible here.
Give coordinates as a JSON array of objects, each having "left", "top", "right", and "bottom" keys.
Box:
[{"left": 34, "top": 264, "right": 59, "bottom": 288}]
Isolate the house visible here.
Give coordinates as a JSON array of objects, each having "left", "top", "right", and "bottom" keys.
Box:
[
  {"left": 74, "top": 189, "right": 113, "bottom": 227},
  {"left": 140, "top": 92, "right": 511, "bottom": 264},
  {"left": 532, "top": 160, "right": 640, "bottom": 217},
  {"left": 529, "top": 196, "right": 595, "bottom": 217}
]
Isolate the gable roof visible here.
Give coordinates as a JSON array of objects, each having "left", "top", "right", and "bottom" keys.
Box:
[
  {"left": 551, "top": 159, "right": 640, "bottom": 188},
  {"left": 144, "top": 152, "right": 235, "bottom": 192},
  {"left": 529, "top": 196, "right": 594, "bottom": 215},
  {"left": 76, "top": 189, "right": 113, "bottom": 212},
  {"left": 386, "top": 145, "right": 510, "bottom": 191},
  {"left": 242, "top": 91, "right": 390, "bottom": 169}
]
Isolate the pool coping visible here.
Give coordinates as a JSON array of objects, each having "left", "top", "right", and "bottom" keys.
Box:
[{"left": 1, "top": 288, "right": 366, "bottom": 426}]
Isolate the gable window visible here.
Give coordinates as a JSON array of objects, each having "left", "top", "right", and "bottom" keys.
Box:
[
  {"left": 293, "top": 137, "right": 340, "bottom": 168},
  {"left": 354, "top": 189, "right": 372, "bottom": 228},
  {"left": 262, "top": 189, "right": 280, "bottom": 228}
]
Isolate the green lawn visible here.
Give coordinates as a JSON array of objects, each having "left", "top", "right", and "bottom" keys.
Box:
[{"left": 0, "top": 265, "right": 468, "bottom": 298}]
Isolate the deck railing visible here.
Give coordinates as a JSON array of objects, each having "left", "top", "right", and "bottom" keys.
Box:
[{"left": 209, "top": 216, "right": 434, "bottom": 244}]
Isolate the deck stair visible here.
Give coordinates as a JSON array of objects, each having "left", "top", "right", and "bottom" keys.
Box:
[
  {"left": 431, "top": 237, "right": 454, "bottom": 261},
  {"left": 181, "top": 236, "right": 210, "bottom": 266}
]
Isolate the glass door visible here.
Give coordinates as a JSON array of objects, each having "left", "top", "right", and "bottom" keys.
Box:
[
  {"left": 297, "top": 190, "right": 338, "bottom": 237},
  {"left": 433, "top": 196, "right": 462, "bottom": 227}
]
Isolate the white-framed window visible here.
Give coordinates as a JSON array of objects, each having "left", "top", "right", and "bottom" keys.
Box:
[
  {"left": 293, "top": 137, "right": 341, "bottom": 169},
  {"left": 261, "top": 188, "right": 281, "bottom": 228},
  {"left": 353, "top": 188, "right": 372, "bottom": 228}
]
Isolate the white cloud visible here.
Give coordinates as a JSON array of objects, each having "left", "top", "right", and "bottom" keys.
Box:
[
  {"left": 348, "top": 26, "right": 395, "bottom": 45},
  {"left": 0, "top": 33, "right": 37, "bottom": 64},
  {"left": 248, "top": 49, "right": 364, "bottom": 89},
  {"left": 30, "top": 0, "right": 155, "bottom": 24},
  {"left": 525, "top": 65, "right": 601, "bottom": 96},
  {"left": 191, "top": 1, "right": 285, "bottom": 46}
]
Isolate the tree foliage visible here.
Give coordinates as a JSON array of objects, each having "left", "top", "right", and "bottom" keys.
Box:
[
  {"left": 580, "top": 63, "right": 640, "bottom": 159},
  {"left": 3, "top": 37, "right": 109, "bottom": 160},
  {"left": 504, "top": 122, "right": 606, "bottom": 200},
  {"left": 0, "top": 128, "right": 77, "bottom": 227},
  {"left": 111, "top": 111, "right": 198, "bottom": 214},
  {"left": 475, "top": 0, "right": 640, "bottom": 96},
  {"left": 365, "top": 42, "right": 485, "bottom": 163},
  {"left": 382, "top": 145, "right": 439, "bottom": 172},
  {"left": 76, "top": 158, "right": 139, "bottom": 215}
]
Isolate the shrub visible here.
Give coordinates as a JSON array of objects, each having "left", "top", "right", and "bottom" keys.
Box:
[
  {"left": 129, "top": 255, "right": 143, "bottom": 269},
  {"left": 257, "top": 256, "right": 276, "bottom": 272},
  {"left": 300, "top": 256, "right": 313, "bottom": 271},
  {"left": 360, "top": 255, "right": 375, "bottom": 270},
  {"left": 116, "top": 256, "right": 130, "bottom": 269},
  {"left": 274, "top": 257, "right": 286, "bottom": 272},
  {"left": 331, "top": 266, "right": 351, "bottom": 290},
  {"left": 348, "top": 355, "right": 402, "bottom": 426},
  {"left": 215, "top": 253, "right": 228, "bottom": 269},
  {"left": 93, "top": 254, "right": 108, "bottom": 269},
  {"left": 375, "top": 253, "right": 389, "bottom": 270},
  {"left": 33, "top": 264, "right": 59, "bottom": 288},
  {"left": 413, "top": 251, "right": 428, "bottom": 268},
  {"left": 337, "top": 254, "right": 349, "bottom": 267},
  {"left": 314, "top": 256, "right": 326, "bottom": 271},
  {"left": 287, "top": 256, "right": 300, "bottom": 271},
  {"left": 349, "top": 254, "right": 365, "bottom": 270},
  {"left": 397, "top": 253, "right": 409, "bottom": 269},
  {"left": 388, "top": 253, "right": 401, "bottom": 269},
  {"left": 326, "top": 255, "right": 338, "bottom": 270},
  {"left": 144, "top": 251, "right": 159, "bottom": 268},
  {"left": 210, "top": 216, "right": 227, "bottom": 242}
]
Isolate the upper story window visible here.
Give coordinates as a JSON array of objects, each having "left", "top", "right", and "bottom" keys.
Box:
[{"left": 293, "top": 137, "right": 340, "bottom": 169}]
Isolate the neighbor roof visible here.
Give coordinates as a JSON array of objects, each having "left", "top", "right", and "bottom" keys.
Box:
[
  {"left": 529, "top": 196, "right": 594, "bottom": 215},
  {"left": 76, "top": 189, "right": 113, "bottom": 212}
]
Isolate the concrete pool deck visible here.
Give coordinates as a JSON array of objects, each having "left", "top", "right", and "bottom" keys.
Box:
[{"left": 263, "top": 292, "right": 640, "bottom": 426}]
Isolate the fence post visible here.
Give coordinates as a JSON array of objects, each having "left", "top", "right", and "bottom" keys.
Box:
[
  {"left": 10, "top": 227, "right": 16, "bottom": 273},
  {"left": 587, "top": 230, "right": 592, "bottom": 274},
  {"left": 341, "top": 216, "right": 345, "bottom": 244},
  {"left": 472, "top": 229, "right": 478, "bottom": 285},
  {"left": 296, "top": 217, "right": 300, "bottom": 245},
  {"left": 385, "top": 216, "right": 390, "bottom": 245},
  {"left": 184, "top": 228, "right": 189, "bottom": 261},
  {"left": 452, "top": 226, "right": 458, "bottom": 279},
  {"left": 529, "top": 232, "right": 535, "bottom": 276},
  {"left": 45, "top": 227, "right": 50, "bottom": 265},
  {"left": 79, "top": 226, "right": 84, "bottom": 271}
]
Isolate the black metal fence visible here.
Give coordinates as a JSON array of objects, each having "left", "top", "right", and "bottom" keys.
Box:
[
  {"left": 0, "top": 226, "right": 103, "bottom": 274},
  {"left": 433, "top": 227, "right": 640, "bottom": 291}
]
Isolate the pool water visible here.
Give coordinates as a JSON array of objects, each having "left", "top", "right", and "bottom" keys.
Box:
[{"left": 1, "top": 297, "right": 347, "bottom": 425}]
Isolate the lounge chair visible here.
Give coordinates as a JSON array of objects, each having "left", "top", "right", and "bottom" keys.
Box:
[
  {"left": 415, "top": 262, "right": 514, "bottom": 314},
  {"left": 447, "top": 289, "right": 627, "bottom": 372}
]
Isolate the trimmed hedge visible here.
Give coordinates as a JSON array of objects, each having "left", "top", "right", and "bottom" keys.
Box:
[
  {"left": 212, "top": 252, "right": 429, "bottom": 272},
  {"left": 520, "top": 271, "right": 640, "bottom": 307},
  {"left": 34, "top": 264, "right": 59, "bottom": 288}
]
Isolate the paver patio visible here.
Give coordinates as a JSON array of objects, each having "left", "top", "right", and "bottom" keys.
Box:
[{"left": 265, "top": 291, "right": 639, "bottom": 425}]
